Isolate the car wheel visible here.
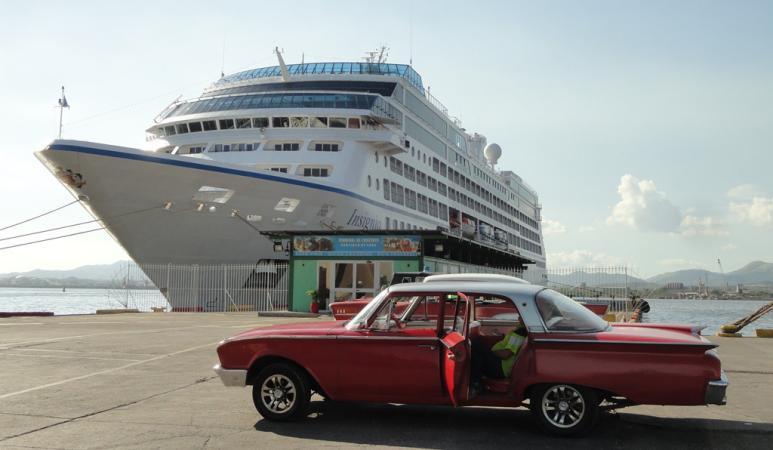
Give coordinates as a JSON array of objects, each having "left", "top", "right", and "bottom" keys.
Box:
[
  {"left": 530, "top": 384, "right": 599, "bottom": 437},
  {"left": 252, "top": 363, "right": 310, "bottom": 422}
]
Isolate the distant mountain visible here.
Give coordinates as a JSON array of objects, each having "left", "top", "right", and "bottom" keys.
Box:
[
  {"left": 647, "top": 261, "right": 773, "bottom": 287},
  {"left": 547, "top": 271, "right": 654, "bottom": 288},
  {"left": 0, "top": 261, "right": 130, "bottom": 281}
]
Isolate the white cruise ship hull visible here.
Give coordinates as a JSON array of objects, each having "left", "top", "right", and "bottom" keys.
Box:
[{"left": 36, "top": 140, "right": 432, "bottom": 266}]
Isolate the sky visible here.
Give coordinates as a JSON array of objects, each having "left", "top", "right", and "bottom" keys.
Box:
[{"left": 1, "top": 0, "right": 772, "bottom": 277}]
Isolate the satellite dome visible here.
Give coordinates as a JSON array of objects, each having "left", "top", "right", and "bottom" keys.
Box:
[{"left": 484, "top": 143, "right": 502, "bottom": 165}]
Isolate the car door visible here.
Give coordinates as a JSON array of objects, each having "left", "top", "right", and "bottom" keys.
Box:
[
  {"left": 441, "top": 292, "right": 471, "bottom": 406},
  {"left": 334, "top": 293, "right": 446, "bottom": 404}
]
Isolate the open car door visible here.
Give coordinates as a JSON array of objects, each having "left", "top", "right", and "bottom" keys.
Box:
[{"left": 441, "top": 292, "right": 471, "bottom": 406}]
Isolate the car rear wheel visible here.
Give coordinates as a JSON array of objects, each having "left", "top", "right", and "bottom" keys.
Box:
[
  {"left": 252, "top": 363, "right": 310, "bottom": 422},
  {"left": 530, "top": 384, "right": 599, "bottom": 437}
]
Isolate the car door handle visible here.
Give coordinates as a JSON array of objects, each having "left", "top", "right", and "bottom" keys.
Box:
[{"left": 417, "top": 344, "right": 437, "bottom": 350}]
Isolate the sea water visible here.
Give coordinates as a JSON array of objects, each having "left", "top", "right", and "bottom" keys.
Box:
[{"left": 1, "top": 288, "right": 771, "bottom": 336}]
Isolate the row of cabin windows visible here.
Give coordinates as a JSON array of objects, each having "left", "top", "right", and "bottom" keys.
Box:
[
  {"left": 440, "top": 158, "right": 539, "bottom": 231},
  {"left": 302, "top": 167, "right": 329, "bottom": 177},
  {"left": 261, "top": 166, "right": 328, "bottom": 177},
  {"left": 181, "top": 141, "right": 341, "bottom": 154},
  {"left": 211, "top": 143, "right": 258, "bottom": 152},
  {"left": 382, "top": 178, "right": 449, "bottom": 222},
  {"left": 382, "top": 170, "right": 542, "bottom": 253},
  {"left": 158, "top": 115, "right": 366, "bottom": 137},
  {"left": 388, "top": 155, "right": 539, "bottom": 239}
]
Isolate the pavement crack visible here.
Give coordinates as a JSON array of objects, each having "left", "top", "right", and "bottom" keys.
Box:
[{"left": 0, "top": 376, "right": 216, "bottom": 444}]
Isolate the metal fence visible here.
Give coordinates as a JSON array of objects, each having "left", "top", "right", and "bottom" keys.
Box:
[
  {"left": 107, "top": 261, "right": 288, "bottom": 312},
  {"left": 423, "top": 259, "right": 635, "bottom": 314}
]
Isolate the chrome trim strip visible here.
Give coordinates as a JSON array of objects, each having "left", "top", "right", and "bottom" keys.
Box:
[
  {"left": 213, "top": 364, "right": 247, "bottom": 387},
  {"left": 239, "top": 335, "right": 338, "bottom": 340},
  {"left": 336, "top": 335, "right": 439, "bottom": 341},
  {"left": 244, "top": 334, "right": 439, "bottom": 341},
  {"left": 532, "top": 338, "right": 718, "bottom": 348}
]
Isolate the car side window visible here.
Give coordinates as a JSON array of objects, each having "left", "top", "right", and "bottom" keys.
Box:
[{"left": 370, "top": 295, "right": 440, "bottom": 331}]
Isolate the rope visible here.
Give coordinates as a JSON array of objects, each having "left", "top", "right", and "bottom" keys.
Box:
[
  {"left": 0, "top": 200, "right": 79, "bottom": 232},
  {"left": 0, "top": 205, "right": 162, "bottom": 242},
  {"left": 0, "top": 228, "right": 105, "bottom": 251}
]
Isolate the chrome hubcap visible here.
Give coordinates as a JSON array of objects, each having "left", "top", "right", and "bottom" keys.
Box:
[
  {"left": 260, "top": 374, "right": 296, "bottom": 414},
  {"left": 541, "top": 385, "right": 585, "bottom": 428}
]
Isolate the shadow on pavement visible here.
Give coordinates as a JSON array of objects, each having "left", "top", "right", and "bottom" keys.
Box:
[{"left": 253, "top": 400, "right": 771, "bottom": 449}]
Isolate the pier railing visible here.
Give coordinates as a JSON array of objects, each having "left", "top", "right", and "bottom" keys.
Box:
[
  {"left": 105, "top": 260, "right": 635, "bottom": 316},
  {"left": 106, "top": 261, "right": 288, "bottom": 312}
]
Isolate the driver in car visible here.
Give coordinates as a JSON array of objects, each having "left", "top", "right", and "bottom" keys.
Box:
[{"left": 471, "top": 320, "right": 528, "bottom": 392}]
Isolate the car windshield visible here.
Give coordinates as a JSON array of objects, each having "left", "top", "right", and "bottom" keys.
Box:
[
  {"left": 535, "top": 289, "right": 609, "bottom": 332},
  {"left": 345, "top": 289, "right": 390, "bottom": 330}
]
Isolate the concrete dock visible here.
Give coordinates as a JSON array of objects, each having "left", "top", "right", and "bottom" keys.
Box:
[{"left": 1, "top": 313, "right": 771, "bottom": 449}]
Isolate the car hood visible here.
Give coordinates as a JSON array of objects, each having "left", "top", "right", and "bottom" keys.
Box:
[{"left": 229, "top": 320, "right": 346, "bottom": 341}]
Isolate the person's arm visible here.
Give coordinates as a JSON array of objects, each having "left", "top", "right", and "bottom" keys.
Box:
[{"left": 492, "top": 348, "right": 514, "bottom": 359}]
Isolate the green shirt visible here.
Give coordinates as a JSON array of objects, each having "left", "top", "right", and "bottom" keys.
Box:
[{"left": 491, "top": 331, "right": 525, "bottom": 377}]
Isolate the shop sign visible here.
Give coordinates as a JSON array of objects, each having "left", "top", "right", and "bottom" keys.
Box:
[{"left": 293, "top": 235, "right": 420, "bottom": 257}]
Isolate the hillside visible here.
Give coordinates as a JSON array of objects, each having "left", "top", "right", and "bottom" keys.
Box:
[{"left": 647, "top": 261, "right": 773, "bottom": 287}]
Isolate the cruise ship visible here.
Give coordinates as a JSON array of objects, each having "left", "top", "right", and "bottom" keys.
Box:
[{"left": 36, "top": 52, "right": 545, "bottom": 270}]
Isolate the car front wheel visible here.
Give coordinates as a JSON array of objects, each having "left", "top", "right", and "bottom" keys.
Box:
[
  {"left": 530, "top": 384, "right": 599, "bottom": 437},
  {"left": 252, "top": 363, "right": 310, "bottom": 421}
]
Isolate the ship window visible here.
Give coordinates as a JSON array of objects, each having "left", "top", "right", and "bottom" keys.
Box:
[
  {"left": 329, "top": 117, "right": 346, "bottom": 128},
  {"left": 202, "top": 120, "right": 217, "bottom": 131},
  {"left": 252, "top": 117, "right": 269, "bottom": 128},
  {"left": 273, "top": 143, "right": 300, "bottom": 151},
  {"left": 347, "top": 118, "right": 361, "bottom": 129},
  {"left": 375, "top": 152, "right": 379, "bottom": 163},
  {"left": 273, "top": 117, "right": 290, "bottom": 128},
  {"left": 236, "top": 118, "right": 251, "bottom": 129},
  {"left": 164, "top": 125, "right": 176, "bottom": 136},
  {"left": 313, "top": 143, "right": 340, "bottom": 152},
  {"left": 270, "top": 167, "right": 288, "bottom": 173},
  {"left": 302, "top": 167, "right": 329, "bottom": 177},
  {"left": 188, "top": 122, "right": 202, "bottom": 132},
  {"left": 383, "top": 178, "right": 390, "bottom": 200},
  {"left": 188, "top": 146, "right": 205, "bottom": 154},
  {"left": 219, "top": 119, "right": 234, "bottom": 130},
  {"left": 310, "top": 117, "right": 328, "bottom": 128},
  {"left": 291, "top": 117, "right": 309, "bottom": 127},
  {"left": 367, "top": 175, "right": 372, "bottom": 187}
]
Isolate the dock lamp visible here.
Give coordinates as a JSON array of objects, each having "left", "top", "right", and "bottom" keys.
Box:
[{"left": 273, "top": 241, "right": 285, "bottom": 252}]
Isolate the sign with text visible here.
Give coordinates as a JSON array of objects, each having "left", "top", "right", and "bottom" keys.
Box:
[{"left": 293, "top": 235, "right": 421, "bottom": 257}]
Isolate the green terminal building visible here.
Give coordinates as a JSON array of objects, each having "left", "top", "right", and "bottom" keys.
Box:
[{"left": 262, "top": 230, "right": 534, "bottom": 312}]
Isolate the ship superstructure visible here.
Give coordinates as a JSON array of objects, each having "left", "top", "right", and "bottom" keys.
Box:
[{"left": 37, "top": 53, "right": 545, "bottom": 269}]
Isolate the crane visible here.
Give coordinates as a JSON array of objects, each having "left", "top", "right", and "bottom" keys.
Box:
[{"left": 717, "top": 258, "right": 729, "bottom": 292}]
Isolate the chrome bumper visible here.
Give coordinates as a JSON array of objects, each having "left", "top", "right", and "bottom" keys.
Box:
[
  {"left": 213, "top": 363, "right": 247, "bottom": 387},
  {"left": 705, "top": 370, "right": 728, "bottom": 405}
]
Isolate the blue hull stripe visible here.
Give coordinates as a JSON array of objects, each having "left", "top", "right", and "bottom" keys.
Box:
[{"left": 48, "top": 143, "right": 436, "bottom": 225}]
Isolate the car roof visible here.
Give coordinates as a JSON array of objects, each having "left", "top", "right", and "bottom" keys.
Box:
[
  {"left": 423, "top": 273, "right": 528, "bottom": 284},
  {"left": 387, "top": 280, "right": 544, "bottom": 297}
]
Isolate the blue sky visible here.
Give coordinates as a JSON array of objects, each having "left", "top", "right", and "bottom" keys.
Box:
[{"left": 1, "top": 0, "right": 771, "bottom": 276}]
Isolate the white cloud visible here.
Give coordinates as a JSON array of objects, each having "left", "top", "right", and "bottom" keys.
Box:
[
  {"left": 607, "top": 174, "right": 682, "bottom": 233},
  {"left": 578, "top": 225, "right": 596, "bottom": 232},
  {"left": 730, "top": 197, "right": 773, "bottom": 226},
  {"left": 542, "top": 219, "right": 566, "bottom": 235},
  {"left": 727, "top": 184, "right": 762, "bottom": 199},
  {"left": 721, "top": 243, "right": 737, "bottom": 251},
  {"left": 548, "top": 250, "right": 624, "bottom": 267},
  {"left": 679, "top": 215, "right": 728, "bottom": 237}
]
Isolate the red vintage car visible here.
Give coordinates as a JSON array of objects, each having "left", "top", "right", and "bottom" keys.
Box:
[{"left": 214, "top": 278, "right": 727, "bottom": 436}]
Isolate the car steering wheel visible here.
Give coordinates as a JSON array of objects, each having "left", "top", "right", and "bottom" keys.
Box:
[{"left": 390, "top": 313, "right": 406, "bottom": 329}]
